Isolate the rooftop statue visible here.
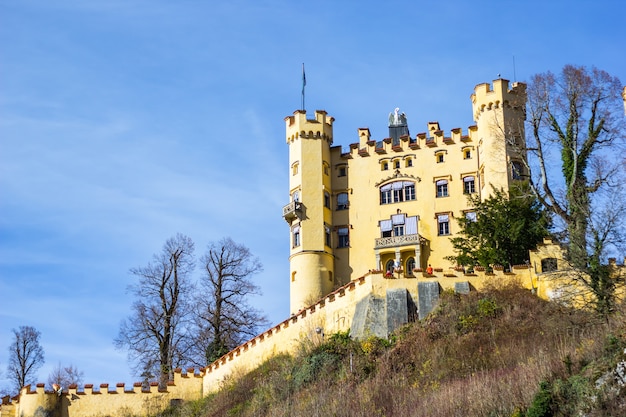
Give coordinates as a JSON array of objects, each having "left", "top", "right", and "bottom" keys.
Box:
[{"left": 388, "top": 107, "right": 407, "bottom": 126}]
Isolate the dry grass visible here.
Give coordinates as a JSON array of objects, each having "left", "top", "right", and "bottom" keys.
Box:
[{"left": 156, "top": 283, "right": 626, "bottom": 417}]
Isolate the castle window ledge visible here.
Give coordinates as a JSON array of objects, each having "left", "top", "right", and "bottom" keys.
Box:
[
  {"left": 443, "top": 137, "right": 454, "bottom": 144},
  {"left": 425, "top": 139, "right": 437, "bottom": 147},
  {"left": 392, "top": 145, "right": 403, "bottom": 152},
  {"left": 358, "top": 148, "right": 369, "bottom": 156},
  {"left": 282, "top": 201, "right": 302, "bottom": 222},
  {"left": 461, "top": 135, "right": 471, "bottom": 142},
  {"left": 409, "top": 142, "right": 420, "bottom": 150},
  {"left": 375, "top": 147, "right": 386, "bottom": 154},
  {"left": 374, "top": 233, "right": 422, "bottom": 249}
]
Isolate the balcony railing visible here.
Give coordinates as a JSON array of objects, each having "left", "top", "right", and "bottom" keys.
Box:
[
  {"left": 374, "top": 233, "right": 422, "bottom": 249},
  {"left": 282, "top": 201, "right": 303, "bottom": 222}
]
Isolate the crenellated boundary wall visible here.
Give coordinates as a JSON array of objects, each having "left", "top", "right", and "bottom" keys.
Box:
[{"left": 3, "top": 240, "right": 624, "bottom": 417}]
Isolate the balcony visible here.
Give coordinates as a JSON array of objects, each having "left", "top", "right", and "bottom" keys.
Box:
[
  {"left": 374, "top": 233, "right": 422, "bottom": 249},
  {"left": 282, "top": 201, "right": 303, "bottom": 223}
]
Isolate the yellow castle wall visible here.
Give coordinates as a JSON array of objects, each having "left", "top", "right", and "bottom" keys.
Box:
[{"left": 11, "top": 369, "right": 204, "bottom": 417}]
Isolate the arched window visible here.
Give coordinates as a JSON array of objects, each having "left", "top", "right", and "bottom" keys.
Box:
[
  {"left": 406, "top": 257, "right": 416, "bottom": 276},
  {"left": 385, "top": 260, "right": 395, "bottom": 275},
  {"left": 380, "top": 181, "right": 416, "bottom": 204}
]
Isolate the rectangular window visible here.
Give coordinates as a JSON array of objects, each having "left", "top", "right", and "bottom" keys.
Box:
[
  {"left": 512, "top": 161, "right": 523, "bottom": 180},
  {"left": 380, "top": 189, "right": 392, "bottom": 204},
  {"left": 437, "top": 214, "right": 450, "bottom": 236},
  {"left": 324, "top": 192, "right": 330, "bottom": 209},
  {"left": 336, "top": 192, "right": 349, "bottom": 210},
  {"left": 465, "top": 211, "right": 477, "bottom": 222},
  {"left": 380, "top": 219, "right": 392, "bottom": 237},
  {"left": 338, "top": 166, "right": 347, "bottom": 177},
  {"left": 325, "top": 226, "right": 331, "bottom": 247},
  {"left": 292, "top": 225, "right": 301, "bottom": 247},
  {"left": 337, "top": 227, "right": 349, "bottom": 248},
  {"left": 393, "top": 225, "right": 405, "bottom": 236},
  {"left": 405, "top": 184, "right": 415, "bottom": 201},
  {"left": 436, "top": 180, "right": 449, "bottom": 197},
  {"left": 393, "top": 188, "right": 404, "bottom": 203},
  {"left": 463, "top": 176, "right": 476, "bottom": 194}
]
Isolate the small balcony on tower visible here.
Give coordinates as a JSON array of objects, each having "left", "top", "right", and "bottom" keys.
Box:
[{"left": 282, "top": 201, "right": 303, "bottom": 223}]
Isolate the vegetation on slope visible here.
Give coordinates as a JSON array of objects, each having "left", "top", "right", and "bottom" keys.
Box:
[{"left": 156, "top": 281, "right": 626, "bottom": 417}]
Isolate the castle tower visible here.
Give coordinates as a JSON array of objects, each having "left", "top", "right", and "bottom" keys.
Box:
[
  {"left": 283, "top": 110, "right": 335, "bottom": 314},
  {"left": 471, "top": 79, "right": 527, "bottom": 196}
]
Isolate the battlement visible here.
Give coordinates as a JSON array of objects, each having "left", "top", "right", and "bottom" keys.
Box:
[
  {"left": 471, "top": 79, "right": 526, "bottom": 122},
  {"left": 343, "top": 123, "right": 478, "bottom": 158},
  {"left": 285, "top": 109, "right": 334, "bottom": 144},
  {"left": 5, "top": 368, "right": 205, "bottom": 417}
]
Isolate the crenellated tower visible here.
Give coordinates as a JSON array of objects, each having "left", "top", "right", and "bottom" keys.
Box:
[
  {"left": 283, "top": 110, "right": 335, "bottom": 314},
  {"left": 471, "top": 79, "right": 527, "bottom": 197}
]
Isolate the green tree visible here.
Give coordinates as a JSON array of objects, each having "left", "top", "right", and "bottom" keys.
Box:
[
  {"left": 448, "top": 184, "right": 550, "bottom": 269},
  {"left": 523, "top": 65, "right": 626, "bottom": 316}
]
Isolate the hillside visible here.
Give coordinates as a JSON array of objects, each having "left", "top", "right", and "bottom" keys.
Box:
[{"left": 157, "top": 282, "right": 626, "bottom": 417}]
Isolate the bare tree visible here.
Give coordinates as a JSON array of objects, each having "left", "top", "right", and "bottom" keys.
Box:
[
  {"left": 47, "top": 363, "right": 84, "bottom": 390},
  {"left": 193, "top": 238, "right": 268, "bottom": 365},
  {"left": 522, "top": 65, "right": 626, "bottom": 315},
  {"left": 6, "top": 326, "right": 45, "bottom": 394},
  {"left": 115, "top": 233, "right": 195, "bottom": 387}
]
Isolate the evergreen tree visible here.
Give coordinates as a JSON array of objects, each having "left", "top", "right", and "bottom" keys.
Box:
[{"left": 448, "top": 184, "right": 550, "bottom": 269}]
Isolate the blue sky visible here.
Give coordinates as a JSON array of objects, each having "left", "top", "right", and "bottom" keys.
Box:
[{"left": 1, "top": 0, "right": 625, "bottom": 390}]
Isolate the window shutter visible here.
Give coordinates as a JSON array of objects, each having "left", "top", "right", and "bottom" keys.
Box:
[
  {"left": 392, "top": 214, "right": 405, "bottom": 225},
  {"left": 380, "top": 219, "right": 392, "bottom": 232},
  {"left": 405, "top": 216, "right": 418, "bottom": 234}
]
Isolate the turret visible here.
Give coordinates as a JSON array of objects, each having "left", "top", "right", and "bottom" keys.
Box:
[
  {"left": 284, "top": 110, "right": 335, "bottom": 313},
  {"left": 471, "top": 79, "right": 527, "bottom": 196}
]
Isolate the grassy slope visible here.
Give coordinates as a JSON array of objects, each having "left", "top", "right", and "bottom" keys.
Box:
[{"left": 157, "top": 281, "right": 626, "bottom": 417}]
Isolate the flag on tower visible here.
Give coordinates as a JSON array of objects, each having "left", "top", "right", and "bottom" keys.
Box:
[{"left": 301, "top": 63, "right": 306, "bottom": 111}]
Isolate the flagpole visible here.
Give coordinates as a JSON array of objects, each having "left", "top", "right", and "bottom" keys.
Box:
[{"left": 301, "top": 63, "right": 305, "bottom": 111}]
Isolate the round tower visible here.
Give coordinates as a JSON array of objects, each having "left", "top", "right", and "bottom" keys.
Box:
[
  {"left": 283, "top": 110, "right": 335, "bottom": 314},
  {"left": 471, "top": 79, "right": 527, "bottom": 197}
]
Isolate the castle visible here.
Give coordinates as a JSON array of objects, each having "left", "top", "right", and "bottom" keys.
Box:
[
  {"left": 284, "top": 78, "right": 526, "bottom": 313},
  {"left": 4, "top": 79, "right": 623, "bottom": 417}
]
